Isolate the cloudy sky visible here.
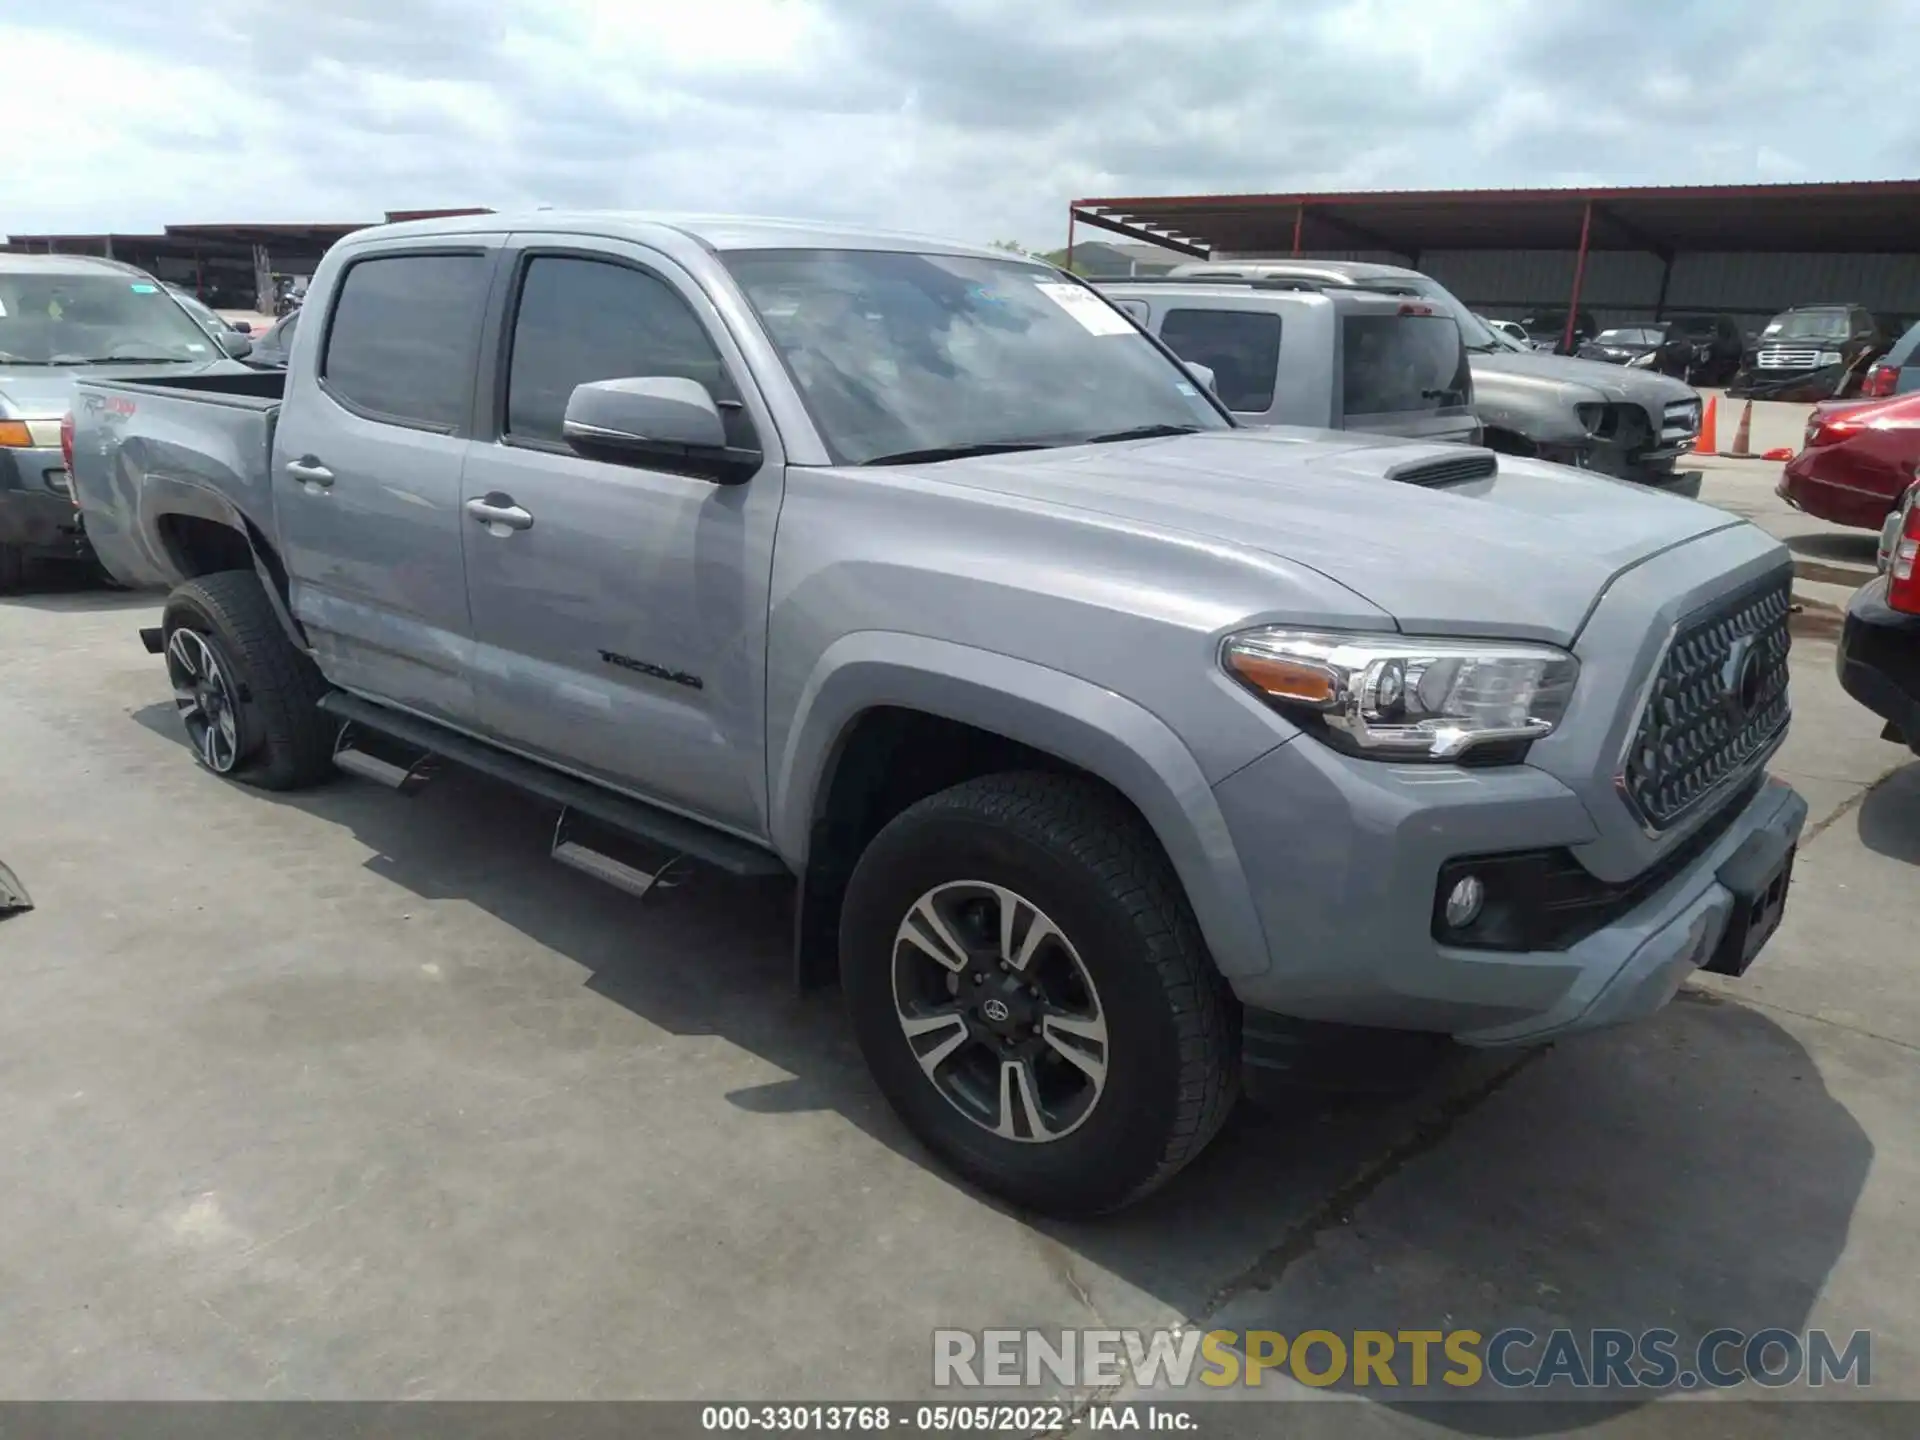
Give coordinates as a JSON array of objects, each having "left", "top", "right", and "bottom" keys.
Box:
[{"left": 4, "top": 0, "right": 1917, "bottom": 248}]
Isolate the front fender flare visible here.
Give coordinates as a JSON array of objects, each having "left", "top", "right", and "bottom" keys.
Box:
[{"left": 771, "top": 631, "right": 1276, "bottom": 978}]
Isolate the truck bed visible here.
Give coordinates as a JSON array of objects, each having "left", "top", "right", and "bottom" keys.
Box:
[{"left": 69, "top": 369, "right": 286, "bottom": 589}]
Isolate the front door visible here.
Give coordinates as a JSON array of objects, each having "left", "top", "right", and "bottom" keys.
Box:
[
  {"left": 272, "top": 241, "right": 501, "bottom": 725},
  {"left": 460, "top": 239, "right": 783, "bottom": 835}
]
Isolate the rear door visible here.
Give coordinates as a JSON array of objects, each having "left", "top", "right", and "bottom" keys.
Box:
[
  {"left": 1334, "top": 298, "right": 1478, "bottom": 444},
  {"left": 271, "top": 238, "right": 503, "bottom": 725},
  {"left": 458, "top": 236, "right": 784, "bottom": 833}
]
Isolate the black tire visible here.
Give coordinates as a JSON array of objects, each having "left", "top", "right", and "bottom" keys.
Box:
[
  {"left": 0, "top": 543, "right": 25, "bottom": 594},
  {"left": 161, "top": 570, "right": 334, "bottom": 791},
  {"left": 840, "top": 772, "right": 1239, "bottom": 1215}
]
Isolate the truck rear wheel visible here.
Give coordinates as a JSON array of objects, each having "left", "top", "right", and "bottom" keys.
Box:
[
  {"left": 840, "top": 772, "right": 1239, "bottom": 1215},
  {"left": 160, "top": 571, "right": 334, "bottom": 791}
]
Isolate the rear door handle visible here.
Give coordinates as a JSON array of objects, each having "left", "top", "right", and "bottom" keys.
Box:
[
  {"left": 465, "top": 495, "right": 535, "bottom": 532},
  {"left": 285, "top": 457, "right": 333, "bottom": 488}
]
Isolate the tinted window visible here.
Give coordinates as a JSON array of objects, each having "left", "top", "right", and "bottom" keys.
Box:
[
  {"left": 506, "top": 256, "right": 741, "bottom": 446},
  {"left": 1157, "top": 308, "right": 1281, "bottom": 412},
  {"left": 322, "top": 254, "right": 489, "bottom": 429},
  {"left": 1341, "top": 313, "right": 1470, "bottom": 418},
  {"left": 722, "top": 250, "right": 1225, "bottom": 465},
  {"left": 1888, "top": 321, "right": 1920, "bottom": 364}
]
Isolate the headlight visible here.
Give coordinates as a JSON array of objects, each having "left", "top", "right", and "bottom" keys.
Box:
[
  {"left": 1221, "top": 629, "right": 1579, "bottom": 761},
  {"left": 1627, "top": 352, "right": 1656, "bottom": 368},
  {"left": 1817, "top": 350, "right": 1843, "bottom": 366}
]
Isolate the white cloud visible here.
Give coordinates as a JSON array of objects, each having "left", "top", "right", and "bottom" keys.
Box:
[{"left": 2, "top": 0, "right": 1916, "bottom": 248}]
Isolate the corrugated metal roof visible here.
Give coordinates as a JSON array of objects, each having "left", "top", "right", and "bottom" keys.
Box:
[{"left": 1073, "top": 181, "right": 1920, "bottom": 257}]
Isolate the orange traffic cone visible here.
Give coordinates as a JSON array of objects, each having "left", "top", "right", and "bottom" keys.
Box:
[
  {"left": 1719, "top": 401, "right": 1754, "bottom": 457},
  {"left": 1692, "top": 395, "right": 1718, "bottom": 454}
]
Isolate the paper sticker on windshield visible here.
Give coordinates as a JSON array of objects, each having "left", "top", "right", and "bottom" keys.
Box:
[
  {"left": 130, "top": 283, "right": 158, "bottom": 293},
  {"left": 0, "top": 299, "right": 7, "bottom": 316},
  {"left": 1034, "top": 281, "right": 1135, "bottom": 336}
]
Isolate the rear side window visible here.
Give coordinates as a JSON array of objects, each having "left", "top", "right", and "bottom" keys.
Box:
[
  {"left": 1341, "top": 313, "right": 1470, "bottom": 419},
  {"left": 505, "top": 255, "right": 746, "bottom": 446},
  {"left": 1157, "top": 308, "right": 1281, "bottom": 412},
  {"left": 322, "top": 253, "right": 489, "bottom": 430},
  {"left": 1888, "top": 321, "right": 1920, "bottom": 365}
]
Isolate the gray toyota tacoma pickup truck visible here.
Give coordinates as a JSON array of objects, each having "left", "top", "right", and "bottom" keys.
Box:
[{"left": 69, "top": 213, "right": 1805, "bottom": 1215}]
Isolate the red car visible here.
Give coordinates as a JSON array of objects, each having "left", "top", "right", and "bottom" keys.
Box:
[{"left": 1777, "top": 390, "right": 1920, "bottom": 530}]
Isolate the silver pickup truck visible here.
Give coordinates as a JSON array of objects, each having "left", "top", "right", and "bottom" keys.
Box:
[{"left": 69, "top": 212, "right": 1805, "bottom": 1215}]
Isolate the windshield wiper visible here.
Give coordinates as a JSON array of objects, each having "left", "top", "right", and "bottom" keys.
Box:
[
  {"left": 861, "top": 441, "right": 1056, "bottom": 466},
  {"left": 1081, "top": 423, "right": 1203, "bottom": 444},
  {"left": 47, "top": 355, "right": 190, "bottom": 366}
]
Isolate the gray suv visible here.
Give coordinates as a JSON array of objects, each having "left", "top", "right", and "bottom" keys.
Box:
[
  {"left": 1098, "top": 278, "right": 1478, "bottom": 446},
  {"left": 1169, "top": 260, "right": 1706, "bottom": 496},
  {"left": 70, "top": 214, "right": 1804, "bottom": 1214}
]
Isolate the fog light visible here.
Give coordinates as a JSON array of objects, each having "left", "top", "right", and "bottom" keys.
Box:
[{"left": 1444, "top": 875, "right": 1485, "bottom": 929}]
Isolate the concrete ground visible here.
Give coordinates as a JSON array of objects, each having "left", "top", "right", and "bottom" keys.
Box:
[{"left": 0, "top": 455, "right": 1915, "bottom": 1430}]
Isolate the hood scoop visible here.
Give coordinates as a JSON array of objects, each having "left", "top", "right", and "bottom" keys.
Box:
[{"left": 1383, "top": 449, "right": 1499, "bottom": 488}]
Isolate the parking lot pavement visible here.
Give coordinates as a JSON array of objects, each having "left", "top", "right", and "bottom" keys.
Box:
[{"left": 2, "top": 581, "right": 1916, "bottom": 1429}]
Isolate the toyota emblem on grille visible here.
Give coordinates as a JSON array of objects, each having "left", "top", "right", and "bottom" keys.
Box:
[{"left": 1721, "top": 634, "right": 1766, "bottom": 721}]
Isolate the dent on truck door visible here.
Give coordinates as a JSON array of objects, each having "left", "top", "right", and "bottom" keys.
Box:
[
  {"left": 271, "top": 245, "right": 500, "bottom": 726},
  {"left": 459, "top": 243, "right": 781, "bottom": 833}
]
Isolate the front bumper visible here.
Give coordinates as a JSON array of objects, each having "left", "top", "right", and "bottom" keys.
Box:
[
  {"left": 1212, "top": 734, "right": 1806, "bottom": 1047},
  {"left": 0, "top": 444, "right": 90, "bottom": 560},
  {"left": 1837, "top": 575, "right": 1920, "bottom": 748}
]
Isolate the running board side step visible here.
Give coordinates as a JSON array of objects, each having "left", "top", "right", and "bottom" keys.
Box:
[
  {"left": 316, "top": 692, "right": 788, "bottom": 879},
  {"left": 332, "top": 721, "right": 434, "bottom": 794},
  {"left": 551, "top": 809, "right": 684, "bottom": 902}
]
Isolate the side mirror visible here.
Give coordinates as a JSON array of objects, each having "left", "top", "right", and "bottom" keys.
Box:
[
  {"left": 561, "top": 376, "right": 758, "bottom": 483},
  {"left": 1183, "top": 362, "right": 1217, "bottom": 395},
  {"left": 229, "top": 319, "right": 253, "bottom": 336},
  {"left": 216, "top": 331, "right": 253, "bottom": 359}
]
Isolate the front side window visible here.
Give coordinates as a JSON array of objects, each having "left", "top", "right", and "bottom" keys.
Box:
[
  {"left": 322, "top": 253, "right": 489, "bottom": 429},
  {"left": 0, "top": 271, "right": 215, "bottom": 365},
  {"left": 1157, "top": 308, "right": 1281, "bottom": 412},
  {"left": 505, "top": 256, "right": 744, "bottom": 446},
  {"left": 722, "top": 249, "right": 1225, "bottom": 465}
]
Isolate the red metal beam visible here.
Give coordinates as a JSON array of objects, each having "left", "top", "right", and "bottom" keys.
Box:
[
  {"left": 1291, "top": 207, "right": 1304, "bottom": 255},
  {"left": 1564, "top": 201, "right": 1593, "bottom": 354},
  {"left": 1065, "top": 205, "right": 1076, "bottom": 273}
]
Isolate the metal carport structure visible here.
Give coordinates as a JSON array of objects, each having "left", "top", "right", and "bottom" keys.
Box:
[{"left": 1068, "top": 181, "right": 1920, "bottom": 352}]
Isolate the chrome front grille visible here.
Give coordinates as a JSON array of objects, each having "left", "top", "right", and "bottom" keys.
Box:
[
  {"left": 1619, "top": 575, "right": 1792, "bottom": 832},
  {"left": 1659, "top": 397, "right": 1701, "bottom": 445},
  {"left": 1757, "top": 346, "right": 1821, "bottom": 369}
]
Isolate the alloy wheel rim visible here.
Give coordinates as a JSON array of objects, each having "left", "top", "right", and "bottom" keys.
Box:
[
  {"left": 165, "top": 628, "right": 242, "bottom": 774},
  {"left": 891, "top": 880, "right": 1108, "bottom": 1144}
]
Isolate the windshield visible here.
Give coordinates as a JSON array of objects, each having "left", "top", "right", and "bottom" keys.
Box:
[
  {"left": 721, "top": 249, "right": 1226, "bottom": 464},
  {"left": 1595, "top": 328, "right": 1663, "bottom": 346},
  {"left": 1763, "top": 309, "right": 1850, "bottom": 342},
  {"left": 0, "top": 271, "right": 214, "bottom": 365},
  {"left": 168, "top": 287, "right": 227, "bottom": 337}
]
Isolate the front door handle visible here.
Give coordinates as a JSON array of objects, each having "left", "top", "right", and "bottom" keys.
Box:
[
  {"left": 285, "top": 457, "right": 333, "bottom": 487},
  {"left": 465, "top": 495, "right": 535, "bottom": 532}
]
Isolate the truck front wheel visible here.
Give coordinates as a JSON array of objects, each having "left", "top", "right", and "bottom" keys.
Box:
[
  {"left": 160, "top": 571, "right": 334, "bottom": 791},
  {"left": 840, "top": 772, "right": 1239, "bottom": 1215}
]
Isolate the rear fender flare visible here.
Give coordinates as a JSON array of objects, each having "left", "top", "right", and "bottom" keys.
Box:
[
  {"left": 143, "top": 477, "right": 306, "bottom": 654},
  {"left": 771, "top": 631, "right": 1273, "bottom": 978}
]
